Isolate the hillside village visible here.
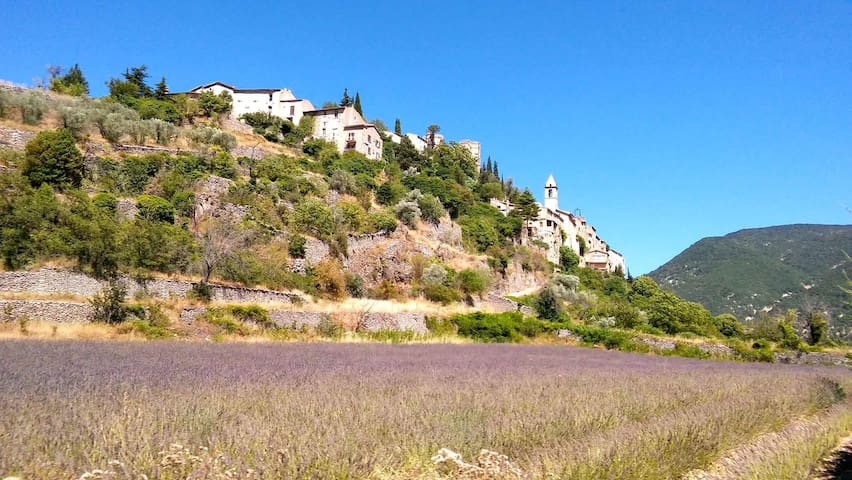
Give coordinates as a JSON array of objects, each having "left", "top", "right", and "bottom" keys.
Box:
[{"left": 184, "top": 80, "right": 625, "bottom": 273}]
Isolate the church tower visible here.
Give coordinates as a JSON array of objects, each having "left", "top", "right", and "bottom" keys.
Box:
[{"left": 544, "top": 174, "right": 558, "bottom": 211}]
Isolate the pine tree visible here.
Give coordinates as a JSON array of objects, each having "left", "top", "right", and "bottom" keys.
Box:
[
  {"left": 394, "top": 118, "right": 402, "bottom": 135},
  {"left": 154, "top": 77, "right": 168, "bottom": 99},
  {"left": 353, "top": 92, "right": 363, "bottom": 116},
  {"left": 340, "top": 88, "right": 352, "bottom": 107}
]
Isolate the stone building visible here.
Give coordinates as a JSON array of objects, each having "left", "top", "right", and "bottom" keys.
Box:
[
  {"left": 185, "top": 81, "right": 315, "bottom": 125},
  {"left": 304, "top": 106, "right": 383, "bottom": 160},
  {"left": 494, "top": 175, "right": 625, "bottom": 274}
]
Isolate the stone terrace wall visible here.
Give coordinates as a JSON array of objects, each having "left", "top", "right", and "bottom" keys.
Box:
[
  {"left": 0, "top": 125, "right": 37, "bottom": 150},
  {"left": 0, "top": 268, "right": 304, "bottom": 304},
  {"left": 0, "top": 299, "right": 93, "bottom": 323}
]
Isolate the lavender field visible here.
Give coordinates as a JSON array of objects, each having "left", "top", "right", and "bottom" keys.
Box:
[{"left": 0, "top": 340, "right": 849, "bottom": 479}]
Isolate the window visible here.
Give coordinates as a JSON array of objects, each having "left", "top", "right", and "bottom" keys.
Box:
[
  {"left": 368, "top": 135, "right": 371, "bottom": 143},
  {"left": 348, "top": 132, "right": 355, "bottom": 140},
  {"left": 268, "top": 93, "right": 273, "bottom": 101},
  {"left": 290, "top": 105, "right": 295, "bottom": 115}
]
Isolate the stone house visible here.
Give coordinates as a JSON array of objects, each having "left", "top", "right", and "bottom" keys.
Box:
[
  {"left": 305, "top": 106, "right": 383, "bottom": 160},
  {"left": 185, "top": 81, "right": 315, "bottom": 125},
  {"left": 385, "top": 131, "right": 428, "bottom": 153}
]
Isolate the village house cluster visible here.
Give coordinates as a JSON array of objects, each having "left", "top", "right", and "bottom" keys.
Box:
[
  {"left": 185, "top": 82, "right": 623, "bottom": 273},
  {"left": 184, "top": 82, "right": 481, "bottom": 163},
  {"left": 491, "top": 175, "right": 625, "bottom": 273}
]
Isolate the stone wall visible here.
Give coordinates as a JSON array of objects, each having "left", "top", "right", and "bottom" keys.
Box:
[
  {"left": 0, "top": 300, "right": 93, "bottom": 323},
  {"left": 357, "top": 312, "right": 427, "bottom": 333},
  {"left": 0, "top": 268, "right": 304, "bottom": 304},
  {"left": 0, "top": 125, "right": 37, "bottom": 150}
]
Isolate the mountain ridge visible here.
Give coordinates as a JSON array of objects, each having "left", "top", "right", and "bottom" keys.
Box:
[{"left": 649, "top": 224, "right": 852, "bottom": 337}]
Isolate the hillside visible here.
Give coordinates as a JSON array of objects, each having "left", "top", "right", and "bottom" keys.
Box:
[{"left": 649, "top": 224, "right": 852, "bottom": 334}]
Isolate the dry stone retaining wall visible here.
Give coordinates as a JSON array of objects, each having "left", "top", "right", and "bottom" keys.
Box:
[
  {"left": 0, "top": 125, "right": 37, "bottom": 150},
  {"left": 0, "top": 299, "right": 93, "bottom": 323},
  {"left": 0, "top": 268, "right": 303, "bottom": 304}
]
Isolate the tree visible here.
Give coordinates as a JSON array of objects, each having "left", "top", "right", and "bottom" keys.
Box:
[
  {"left": 136, "top": 195, "right": 175, "bottom": 223},
  {"left": 340, "top": 88, "right": 352, "bottom": 107},
  {"left": 123, "top": 65, "right": 153, "bottom": 97},
  {"left": 807, "top": 311, "right": 829, "bottom": 345},
  {"left": 49, "top": 64, "right": 89, "bottom": 97},
  {"left": 513, "top": 188, "right": 538, "bottom": 223},
  {"left": 559, "top": 246, "right": 579, "bottom": 270},
  {"left": 426, "top": 124, "right": 441, "bottom": 148},
  {"left": 22, "top": 129, "right": 84, "bottom": 189},
  {"left": 199, "top": 216, "right": 253, "bottom": 283},
  {"left": 154, "top": 77, "right": 168, "bottom": 99},
  {"left": 394, "top": 118, "right": 402, "bottom": 135},
  {"left": 353, "top": 92, "right": 363, "bottom": 116}
]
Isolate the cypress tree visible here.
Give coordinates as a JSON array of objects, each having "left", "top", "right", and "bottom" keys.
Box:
[
  {"left": 394, "top": 118, "right": 402, "bottom": 135},
  {"left": 353, "top": 92, "right": 363, "bottom": 116},
  {"left": 493, "top": 160, "right": 499, "bottom": 178}
]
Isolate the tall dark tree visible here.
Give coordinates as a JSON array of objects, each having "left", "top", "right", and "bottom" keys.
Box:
[
  {"left": 340, "top": 88, "right": 352, "bottom": 107},
  {"left": 123, "top": 65, "right": 152, "bottom": 97},
  {"left": 493, "top": 160, "right": 499, "bottom": 179},
  {"left": 485, "top": 157, "right": 493, "bottom": 176},
  {"left": 353, "top": 92, "right": 363, "bottom": 116},
  {"left": 394, "top": 118, "right": 402, "bottom": 135},
  {"left": 154, "top": 77, "right": 169, "bottom": 99}
]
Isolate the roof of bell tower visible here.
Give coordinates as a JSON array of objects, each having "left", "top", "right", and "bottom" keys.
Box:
[{"left": 545, "top": 174, "right": 557, "bottom": 188}]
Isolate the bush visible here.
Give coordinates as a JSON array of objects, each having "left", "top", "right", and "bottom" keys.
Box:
[
  {"left": 185, "top": 282, "right": 211, "bottom": 303},
  {"left": 290, "top": 198, "right": 334, "bottom": 238},
  {"left": 288, "top": 233, "right": 307, "bottom": 258},
  {"left": 534, "top": 284, "right": 564, "bottom": 321},
  {"left": 89, "top": 281, "right": 128, "bottom": 324},
  {"left": 422, "top": 264, "right": 448, "bottom": 287},
  {"left": 226, "top": 305, "right": 273, "bottom": 328},
  {"left": 18, "top": 92, "right": 48, "bottom": 125},
  {"left": 316, "top": 315, "right": 344, "bottom": 338},
  {"left": 567, "top": 324, "right": 634, "bottom": 350},
  {"left": 314, "top": 259, "right": 346, "bottom": 299},
  {"left": 22, "top": 129, "right": 84, "bottom": 189},
  {"left": 423, "top": 284, "right": 461, "bottom": 304},
  {"left": 329, "top": 170, "right": 358, "bottom": 195},
  {"left": 394, "top": 200, "right": 421, "bottom": 227},
  {"left": 559, "top": 246, "right": 580, "bottom": 270},
  {"left": 456, "top": 269, "right": 489, "bottom": 297},
  {"left": 345, "top": 274, "right": 366, "bottom": 298},
  {"left": 418, "top": 193, "right": 445, "bottom": 224},
  {"left": 451, "top": 311, "right": 549, "bottom": 343},
  {"left": 136, "top": 195, "right": 175, "bottom": 223},
  {"left": 425, "top": 317, "right": 457, "bottom": 336},
  {"left": 376, "top": 182, "right": 405, "bottom": 206},
  {"left": 365, "top": 209, "right": 398, "bottom": 233},
  {"left": 92, "top": 192, "right": 118, "bottom": 214},
  {"left": 714, "top": 313, "right": 744, "bottom": 338},
  {"left": 57, "top": 106, "right": 90, "bottom": 140}
]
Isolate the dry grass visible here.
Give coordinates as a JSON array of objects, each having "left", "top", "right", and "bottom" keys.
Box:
[
  {"left": 0, "top": 319, "right": 135, "bottom": 341},
  {"left": 0, "top": 341, "right": 849, "bottom": 479}
]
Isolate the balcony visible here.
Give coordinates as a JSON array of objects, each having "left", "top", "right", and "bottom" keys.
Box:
[{"left": 345, "top": 140, "right": 357, "bottom": 150}]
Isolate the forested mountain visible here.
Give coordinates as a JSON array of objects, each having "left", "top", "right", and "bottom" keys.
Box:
[{"left": 650, "top": 224, "right": 852, "bottom": 334}]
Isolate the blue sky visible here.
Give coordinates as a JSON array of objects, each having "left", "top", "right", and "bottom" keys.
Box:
[{"left": 1, "top": 1, "right": 850, "bottom": 274}]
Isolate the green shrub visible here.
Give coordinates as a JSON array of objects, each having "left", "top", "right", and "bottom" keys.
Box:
[
  {"left": 226, "top": 305, "right": 273, "bottom": 328},
  {"left": 450, "top": 312, "right": 549, "bottom": 343},
  {"left": 534, "top": 285, "right": 564, "bottom": 321},
  {"left": 418, "top": 193, "right": 445, "bottom": 224},
  {"left": 22, "top": 129, "right": 84, "bottom": 189},
  {"left": 345, "top": 274, "right": 366, "bottom": 298},
  {"left": 316, "top": 315, "right": 344, "bottom": 338},
  {"left": 423, "top": 284, "right": 461, "bottom": 304},
  {"left": 288, "top": 233, "right": 307, "bottom": 258},
  {"left": 92, "top": 192, "right": 118, "bottom": 214},
  {"left": 567, "top": 324, "right": 633, "bottom": 350},
  {"left": 366, "top": 209, "right": 398, "bottom": 233},
  {"left": 136, "top": 195, "right": 175, "bottom": 223},
  {"left": 19, "top": 92, "right": 48, "bottom": 125},
  {"left": 425, "top": 317, "right": 456, "bottom": 336},
  {"left": 188, "top": 282, "right": 213, "bottom": 302},
  {"left": 89, "top": 281, "right": 128, "bottom": 324},
  {"left": 204, "top": 309, "right": 249, "bottom": 336},
  {"left": 455, "top": 269, "right": 489, "bottom": 297},
  {"left": 290, "top": 198, "right": 333, "bottom": 238}
]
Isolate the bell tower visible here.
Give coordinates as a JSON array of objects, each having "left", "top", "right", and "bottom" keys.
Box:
[{"left": 544, "top": 174, "right": 558, "bottom": 211}]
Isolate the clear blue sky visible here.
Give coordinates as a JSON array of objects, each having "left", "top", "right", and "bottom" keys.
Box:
[{"left": 1, "top": 1, "right": 850, "bottom": 274}]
